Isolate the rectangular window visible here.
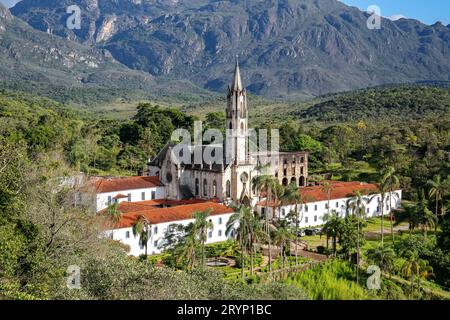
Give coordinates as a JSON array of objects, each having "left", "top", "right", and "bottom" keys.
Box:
[
  {"left": 218, "top": 217, "right": 223, "bottom": 225},
  {"left": 218, "top": 230, "right": 223, "bottom": 237},
  {"left": 125, "top": 231, "right": 130, "bottom": 239},
  {"left": 127, "top": 193, "right": 132, "bottom": 202},
  {"left": 141, "top": 192, "right": 146, "bottom": 201},
  {"left": 153, "top": 240, "right": 158, "bottom": 247},
  {"left": 154, "top": 226, "right": 158, "bottom": 235},
  {"left": 151, "top": 191, "right": 156, "bottom": 200},
  {"left": 305, "top": 205, "right": 309, "bottom": 212},
  {"left": 208, "top": 231, "right": 213, "bottom": 238},
  {"left": 305, "top": 217, "right": 309, "bottom": 224},
  {"left": 336, "top": 202, "right": 339, "bottom": 208},
  {"left": 107, "top": 196, "right": 112, "bottom": 205},
  {"left": 325, "top": 203, "right": 329, "bottom": 209},
  {"left": 314, "top": 216, "right": 317, "bottom": 222},
  {"left": 314, "top": 205, "right": 317, "bottom": 211}
]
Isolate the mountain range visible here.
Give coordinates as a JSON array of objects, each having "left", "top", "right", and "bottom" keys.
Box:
[{"left": 2, "top": 0, "right": 450, "bottom": 101}]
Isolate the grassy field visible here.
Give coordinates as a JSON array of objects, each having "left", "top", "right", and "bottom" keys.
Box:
[{"left": 300, "top": 217, "right": 410, "bottom": 250}]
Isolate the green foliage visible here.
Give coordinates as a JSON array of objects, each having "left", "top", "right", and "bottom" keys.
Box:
[{"left": 286, "top": 260, "right": 369, "bottom": 300}]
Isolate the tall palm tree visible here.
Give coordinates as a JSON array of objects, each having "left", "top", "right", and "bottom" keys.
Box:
[
  {"left": 427, "top": 175, "right": 448, "bottom": 232},
  {"left": 322, "top": 210, "right": 341, "bottom": 257},
  {"left": 382, "top": 166, "right": 400, "bottom": 243},
  {"left": 322, "top": 181, "right": 333, "bottom": 217},
  {"left": 366, "top": 245, "right": 396, "bottom": 277},
  {"left": 192, "top": 209, "right": 214, "bottom": 269},
  {"left": 400, "top": 249, "right": 433, "bottom": 298},
  {"left": 273, "top": 226, "right": 292, "bottom": 275},
  {"left": 179, "top": 224, "right": 197, "bottom": 269},
  {"left": 281, "top": 182, "right": 303, "bottom": 266},
  {"left": 132, "top": 215, "right": 151, "bottom": 258},
  {"left": 252, "top": 174, "right": 277, "bottom": 274},
  {"left": 226, "top": 205, "right": 253, "bottom": 278},
  {"left": 370, "top": 178, "right": 389, "bottom": 246},
  {"left": 106, "top": 202, "right": 122, "bottom": 239},
  {"left": 346, "top": 191, "right": 368, "bottom": 285},
  {"left": 272, "top": 182, "right": 285, "bottom": 221}
]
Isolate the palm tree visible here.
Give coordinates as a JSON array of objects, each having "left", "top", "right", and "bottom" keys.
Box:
[
  {"left": 366, "top": 245, "right": 396, "bottom": 277},
  {"left": 252, "top": 174, "right": 277, "bottom": 274},
  {"left": 226, "top": 205, "right": 253, "bottom": 278},
  {"left": 322, "top": 210, "right": 341, "bottom": 257},
  {"left": 132, "top": 215, "right": 151, "bottom": 258},
  {"left": 272, "top": 182, "right": 285, "bottom": 221},
  {"left": 346, "top": 191, "right": 368, "bottom": 285},
  {"left": 273, "top": 226, "right": 292, "bottom": 275},
  {"left": 400, "top": 249, "right": 433, "bottom": 298},
  {"left": 106, "top": 202, "right": 122, "bottom": 239},
  {"left": 179, "top": 224, "right": 197, "bottom": 269},
  {"left": 370, "top": 178, "right": 389, "bottom": 246},
  {"left": 192, "top": 209, "right": 214, "bottom": 269},
  {"left": 281, "top": 182, "right": 303, "bottom": 266},
  {"left": 322, "top": 181, "right": 333, "bottom": 217},
  {"left": 381, "top": 166, "right": 400, "bottom": 243},
  {"left": 428, "top": 175, "right": 448, "bottom": 232}
]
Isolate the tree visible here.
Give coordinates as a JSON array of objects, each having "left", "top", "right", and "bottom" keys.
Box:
[
  {"left": 381, "top": 166, "right": 400, "bottom": 243},
  {"left": 322, "top": 211, "right": 341, "bottom": 257},
  {"left": 366, "top": 245, "right": 396, "bottom": 277},
  {"left": 281, "top": 182, "right": 303, "bottom": 266},
  {"left": 192, "top": 209, "right": 214, "bottom": 269},
  {"left": 226, "top": 206, "right": 253, "bottom": 279},
  {"left": 370, "top": 176, "right": 389, "bottom": 246},
  {"left": 400, "top": 249, "right": 433, "bottom": 298},
  {"left": 427, "top": 175, "right": 448, "bottom": 232},
  {"left": 132, "top": 215, "right": 151, "bottom": 258},
  {"left": 252, "top": 173, "right": 277, "bottom": 274},
  {"left": 273, "top": 226, "right": 292, "bottom": 274},
  {"left": 346, "top": 191, "right": 368, "bottom": 285}
]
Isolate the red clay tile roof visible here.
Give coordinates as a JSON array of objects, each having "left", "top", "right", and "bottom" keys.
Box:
[
  {"left": 108, "top": 202, "right": 234, "bottom": 229},
  {"left": 257, "top": 181, "right": 384, "bottom": 207},
  {"left": 100, "top": 198, "right": 211, "bottom": 214},
  {"left": 91, "top": 176, "right": 162, "bottom": 193}
]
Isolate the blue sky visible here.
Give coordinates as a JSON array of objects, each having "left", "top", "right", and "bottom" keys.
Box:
[
  {"left": 1, "top": 0, "right": 449, "bottom": 25},
  {"left": 342, "top": 0, "right": 450, "bottom": 25}
]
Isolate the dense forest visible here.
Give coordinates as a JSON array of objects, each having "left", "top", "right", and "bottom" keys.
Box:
[{"left": 1, "top": 85, "right": 450, "bottom": 299}]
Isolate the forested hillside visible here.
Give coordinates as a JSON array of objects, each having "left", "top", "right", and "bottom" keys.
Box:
[{"left": 295, "top": 85, "right": 450, "bottom": 122}]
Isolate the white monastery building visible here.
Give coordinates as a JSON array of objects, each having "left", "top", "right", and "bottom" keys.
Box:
[{"left": 86, "top": 63, "right": 402, "bottom": 257}]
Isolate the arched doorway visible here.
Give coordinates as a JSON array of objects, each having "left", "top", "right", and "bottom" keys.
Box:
[
  {"left": 299, "top": 176, "right": 305, "bottom": 187},
  {"left": 290, "top": 177, "right": 297, "bottom": 186},
  {"left": 282, "top": 178, "right": 288, "bottom": 186}
]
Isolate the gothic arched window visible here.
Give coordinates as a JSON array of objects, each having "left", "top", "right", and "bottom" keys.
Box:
[
  {"left": 203, "top": 179, "right": 208, "bottom": 197},
  {"left": 226, "top": 180, "right": 231, "bottom": 198},
  {"left": 212, "top": 180, "right": 217, "bottom": 198},
  {"left": 195, "top": 178, "right": 199, "bottom": 196}
]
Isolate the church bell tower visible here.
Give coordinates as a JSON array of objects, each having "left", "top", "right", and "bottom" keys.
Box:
[{"left": 226, "top": 59, "right": 248, "bottom": 165}]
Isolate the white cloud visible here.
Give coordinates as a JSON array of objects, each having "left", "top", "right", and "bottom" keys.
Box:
[{"left": 388, "top": 14, "right": 407, "bottom": 21}]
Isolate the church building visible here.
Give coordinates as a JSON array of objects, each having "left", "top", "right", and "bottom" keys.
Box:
[{"left": 148, "top": 60, "right": 309, "bottom": 207}]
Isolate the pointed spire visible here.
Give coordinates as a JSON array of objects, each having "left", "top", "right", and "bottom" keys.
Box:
[{"left": 231, "top": 55, "right": 243, "bottom": 91}]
